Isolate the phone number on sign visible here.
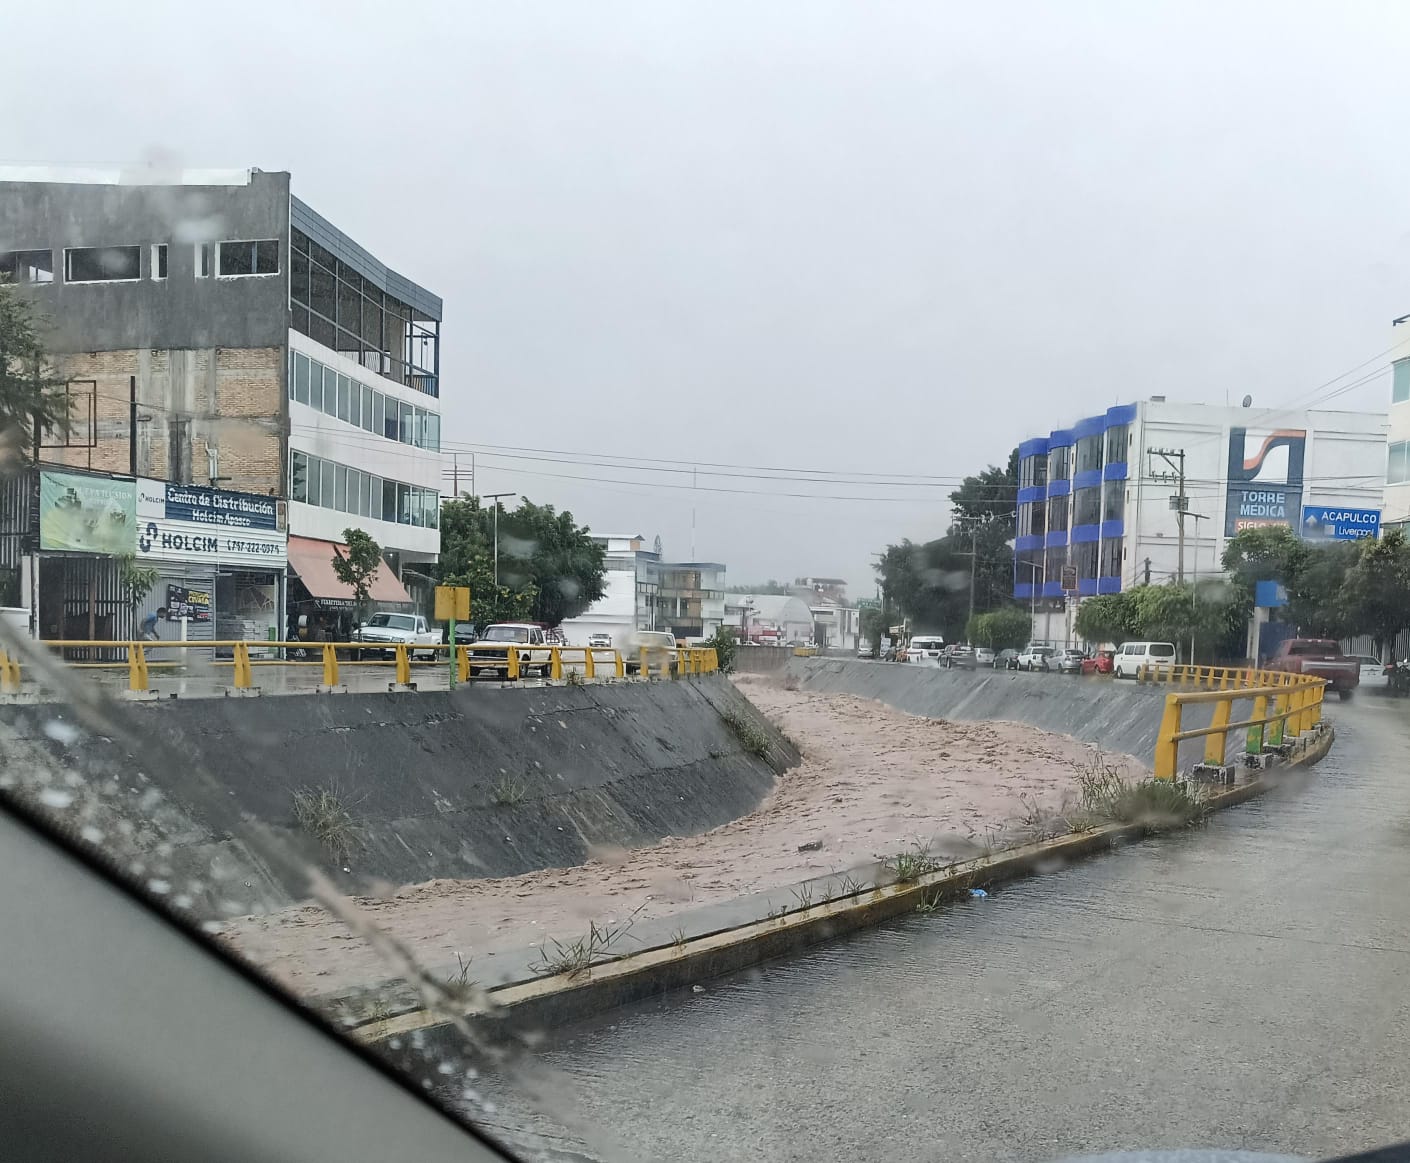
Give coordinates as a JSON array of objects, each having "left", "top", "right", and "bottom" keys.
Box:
[{"left": 224, "top": 539, "right": 284, "bottom": 556}]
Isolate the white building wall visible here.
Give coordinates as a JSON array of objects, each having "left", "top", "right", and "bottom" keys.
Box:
[
  {"left": 287, "top": 329, "right": 442, "bottom": 559},
  {"left": 1125, "top": 402, "right": 1387, "bottom": 588},
  {"left": 1385, "top": 325, "right": 1410, "bottom": 528}
]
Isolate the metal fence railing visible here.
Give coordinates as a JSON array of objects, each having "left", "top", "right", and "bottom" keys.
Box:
[{"left": 0, "top": 641, "right": 719, "bottom": 696}]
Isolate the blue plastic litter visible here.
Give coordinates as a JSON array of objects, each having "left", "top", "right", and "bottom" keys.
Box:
[{"left": 969, "top": 888, "right": 988, "bottom": 899}]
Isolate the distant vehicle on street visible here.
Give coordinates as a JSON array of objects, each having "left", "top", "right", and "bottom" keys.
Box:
[
  {"left": 1112, "top": 641, "right": 1177, "bottom": 680},
  {"left": 1081, "top": 648, "right": 1116, "bottom": 676},
  {"left": 586, "top": 633, "right": 613, "bottom": 649},
  {"left": 857, "top": 640, "right": 877, "bottom": 659},
  {"left": 944, "top": 645, "right": 977, "bottom": 669},
  {"left": 1016, "top": 645, "right": 1056, "bottom": 672},
  {"left": 351, "top": 612, "right": 444, "bottom": 660},
  {"left": 623, "top": 630, "right": 678, "bottom": 675},
  {"left": 467, "top": 622, "right": 552, "bottom": 678},
  {"left": 1054, "top": 648, "right": 1087, "bottom": 674},
  {"left": 995, "top": 648, "right": 1020, "bottom": 670},
  {"left": 1267, "top": 637, "right": 1359, "bottom": 700},
  {"left": 904, "top": 635, "right": 946, "bottom": 666},
  {"left": 1350, "top": 653, "right": 1386, "bottom": 688},
  {"left": 974, "top": 646, "right": 995, "bottom": 667}
]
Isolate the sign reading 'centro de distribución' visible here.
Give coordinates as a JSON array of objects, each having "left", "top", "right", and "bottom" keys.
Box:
[{"left": 136, "top": 479, "right": 288, "bottom": 569}]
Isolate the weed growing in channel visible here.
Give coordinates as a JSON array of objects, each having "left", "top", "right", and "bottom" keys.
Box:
[
  {"left": 491, "top": 776, "right": 529, "bottom": 806},
  {"left": 881, "top": 839, "right": 944, "bottom": 883},
  {"left": 291, "top": 785, "right": 365, "bottom": 862},
  {"left": 720, "top": 709, "right": 772, "bottom": 758},
  {"left": 1075, "top": 755, "right": 1207, "bottom": 831},
  {"left": 528, "top": 906, "right": 645, "bottom": 978}
]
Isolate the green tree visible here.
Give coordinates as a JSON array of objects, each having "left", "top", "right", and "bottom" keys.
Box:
[
  {"left": 0, "top": 280, "right": 68, "bottom": 460},
  {"left": 1286, "top": 540, "right": 1360, "bottom": 638},
  {"left": 331, "top": 528, "right": 384, "bottom": 623},
  {"left": 966, "top": 607, "right": 1031, "bottom": 650},
  {"left": 859, "top": 605, "right": 889, "bottom": 648},
  {"left": 1073, "top": 593, "right": 1135, "bottom": 646},
  {"left": 432, "top": 497, "right": 606, "bottom": 628},
  {"left": 704, "top": 625, "right": 738, "bottom": 673},
  {"left": 115, "top": 553, "right": 159, "bottom": 617},
  {"left": 1342, "top": 529, "right": 1410, "bottom": 661},
  {"left": 947, "top": 449, "right": 1019, "bottom": 532}
]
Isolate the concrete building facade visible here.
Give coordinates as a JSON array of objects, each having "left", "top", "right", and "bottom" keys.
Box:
[
  {"left": 1385, "top": 319, "right": 1410, "bottom": 530},
  {"left": 1013, "top": 399, "right": 1387, "bottom": 645}
]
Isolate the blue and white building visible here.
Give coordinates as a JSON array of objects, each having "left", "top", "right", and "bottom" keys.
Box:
[{"left": 1014, "top": 399, "right": 1387, "bottom": 644}]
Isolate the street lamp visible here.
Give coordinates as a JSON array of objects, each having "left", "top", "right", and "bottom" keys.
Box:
[
  {"left": 481, "top": 492, "right": 516, "bottom": 588},
  {"left": 1185, "top": 511, "right": 1209, "bottom": 662}
]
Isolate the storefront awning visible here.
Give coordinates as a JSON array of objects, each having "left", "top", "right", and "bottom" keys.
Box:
[{"left": 286, "top": 536, "right": 413, "bottom": 609}]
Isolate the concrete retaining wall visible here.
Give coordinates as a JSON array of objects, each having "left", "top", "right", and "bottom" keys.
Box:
[
  {"left": 788, "top": 658, "right": 1230, "bottom": 770},
  {"left": 0, "top": 676, "right": 796, "bottom": 912}
]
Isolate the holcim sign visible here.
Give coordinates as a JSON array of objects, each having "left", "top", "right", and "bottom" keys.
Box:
[{"left": 136, "top": 479, "right": 287, "bottom": 569}]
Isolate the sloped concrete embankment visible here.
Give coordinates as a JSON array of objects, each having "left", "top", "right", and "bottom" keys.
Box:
[
  {"left": 788, "top": 659, "right": 1226, "bottom": 770},
  {"left": 0, "top": 676, "right": 795, "bottom": 913}
]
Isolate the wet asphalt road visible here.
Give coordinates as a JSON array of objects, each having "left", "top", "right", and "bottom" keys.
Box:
[{"left": 474, "top": 695, "right": 1410, "bottom": 1163}]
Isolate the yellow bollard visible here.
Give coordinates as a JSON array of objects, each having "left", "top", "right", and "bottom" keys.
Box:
[
  {"left": 506, "top": 646, "right": 520, "bottom": 681},
  {"left": 550, "top": 647, "right": 563, "bottom": 681},
  {"left": 0, "top": 649, "right": 20, "bottom": 694},
  {"left": 395, "top": 644, "right": 411, "bottom": 686},
  {"left": 233, "top": 643, "right": 254, "bottom": 689},
  {"left": 583, "top": 648, "right": 595, "bottom": 679},
  {"left": 1204, "top": 696, "right": 1233, "bottom": 765},
  {"left": 613, "top": 649, "right": 624, "bottom": 678},
  {"left": 1154, "top": 695, "right": 1183, "bottom": 780},
  {"left": 1247, "top": 693, "right": 1269, "bottom": 754},
  {"left": 639, "top": 647, "right": 650, "bottom": 679},
  {"left": 128, "top": 642, "right": 150, "bottom": 692},
  {"left": 321, "top": 643, "right": 340, "bottom": 686}
]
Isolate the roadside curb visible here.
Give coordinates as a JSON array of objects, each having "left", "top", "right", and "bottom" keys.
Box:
[{"left": 354, "top": 723, "right": 1335, "bottom": 1046}]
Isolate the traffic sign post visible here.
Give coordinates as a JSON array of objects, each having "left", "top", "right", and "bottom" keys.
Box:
[
  {"left": 435, "top": 585, "right": 471, "bottom": 690},
  {"left": 1300, "top": 505, "right": 1381, "bottom": 541}
]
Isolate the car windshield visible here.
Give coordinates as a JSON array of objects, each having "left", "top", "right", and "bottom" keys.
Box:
[
  {"left": 7, "top": 8, "right": 1410, "bottom": 1162},
  {"left": 367, "top": 613, "right": 414, "bottom": 631},
  {"left": 482, "top": 626, "right": 530, "bottom": 643}
]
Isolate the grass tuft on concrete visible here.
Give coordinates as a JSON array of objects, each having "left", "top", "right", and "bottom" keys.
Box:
[
  {"left": 529, "top": 905, "right": 645, "bottom": 979},
  {"left": 291, "top": 785, "right": 364, "bottom": 862},
  {"left": 720, "top": 709, "right": 772, "bottom": 759},
  {"left": 1077, "top": 758, "right": 1208, "bottom": 831}
]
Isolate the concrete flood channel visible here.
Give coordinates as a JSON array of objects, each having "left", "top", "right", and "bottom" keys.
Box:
[{"left": 464, "top": 677, "right": 1406, "bottom": 1163}]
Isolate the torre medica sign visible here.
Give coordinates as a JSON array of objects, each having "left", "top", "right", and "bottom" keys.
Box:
[{"left": 1224, "top": 428, "right": 1305, "bottom": 537}]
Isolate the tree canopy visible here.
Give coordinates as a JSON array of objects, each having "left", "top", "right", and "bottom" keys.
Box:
[
  {"left": 332, "top": 528, "right": 384, "bottom": 621},
  {"left": 433, "top": 497, "right": 606, "bottom": 628},
  {"left": 1341, "top": 529, "right": 1410, "bottom": 660},
  {"left": 0, "top": 280, "right": 68, "bottom": 461}
]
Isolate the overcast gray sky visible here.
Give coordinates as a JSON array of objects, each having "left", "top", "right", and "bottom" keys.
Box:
[{"left": 6, "top": 1, "right": 1410, "bottom": 587}]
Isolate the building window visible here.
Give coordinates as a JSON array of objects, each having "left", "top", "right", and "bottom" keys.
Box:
[
  {"left": 1102, "top": 484, "right": 1125, "bottom": 523},
  {"left": 1389, "top": 440, "right": 1410, "bottom": 486},
  {"left": 1074, "top": 485, "right": 1102, "bottom": 526},
  {"left": 195, "top": 243, "right": 212, "bottom": 278},
  {"left": 151, "top": 244, "right": 168, "bottom": 280},
  {"left": 1395, "top": 361, "right": 1410, "bottom": 406},
  {"left": 1075, "top": 433, "right": 1103, "bottom": 475},
  {"left": 218, "top": 239, "right": 280, "bottom": 277},
  {"left": 1072, "top": 540, "right": 1099, "bottom": 579},
  {"left": 0, "top": 249, "right": 54, "bottom": 284},
  {"left": 290, "top": 448, "right": 439, "bottom": 528},
  {"left": 64, "top": 245, "right": 140, "bottom": 283},
  {"left": 1104, "top": 424, "right": 1128, "bottom": 464},
  {"left": 1100, "top": 537, "right": 1123, "bottom": 578},
  {"left": 288, "top": 349, "right": 442, "bottom": 452},
  {"left": 1048, "top": 445, "right": 1070, "bottom": 482},
  {"left": 1047, "top": 492, "right": 1069, "bottom": 533}
]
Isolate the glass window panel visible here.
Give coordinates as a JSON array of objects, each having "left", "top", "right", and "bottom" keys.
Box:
[
  {"left": 361, "top": 385, "right": 374, "bottom": 432},
  {"left": 397, "top": 482, "right": 411, "bottom": 524},
  {"left": 306, "top": 455, "right": 321, "bottom": 506},
  {"left": 337, "top": 375, "right": 351, "bottom": 423},
  {"left": 322, "top": 367, "right": 338, "bottom": 417},
  {"left": 293, "top": 353, "right": 310, "bottom": 405},
  {"left": 335, "top": 464, "right": 348, "bottom": 512},
  {"left": 1395, "top": 362, "right": 1410, "bottom": 406},
  {"left": 425, "top": 411, "right": 440, "bottom": 452},
  {"left": 290, "top": 451, "right": 308, "bottom": 503},
  {"left": 347, "top": 379, "right": 360, "bottom": 428},
  {"left": 1390, "top": 442, "right": 1410, "bottom": 486},
  {"left": 373, "top": 394, "right": 386, "bottom": 441},
  {"left": 382, "top": 479, "right": 397, "bottom": 523},
  {"left": 399, "top": 402, "right": 413, "bottom": 445},
  {"left": 319, "top": 460, "right": 335, "bottom": 510},
  {"left": 306, "top": 360, "right": 322, "bottom": 410},
  {"left": 427, "top": 491, "right": 439, "bottom": 529},
  {"left": 363, "top": 473, "right": 375, "bottom": 517}
]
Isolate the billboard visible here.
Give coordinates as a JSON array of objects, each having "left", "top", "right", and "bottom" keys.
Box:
[
  {"left": 1300, "top": 505, "right": 1380, "bottom": 541},
  {"left": 1224, "top": 428, "right": 1305, "bottom": 536},
  {"left": 136, "top": 479, "right": 287, "bottom": 569},
  {"left": 39, "top": 471, "right": 137, "bottom": 555}
]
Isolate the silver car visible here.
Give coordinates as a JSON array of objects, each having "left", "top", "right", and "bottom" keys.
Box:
[{"left": 974, "top": 647, "right": 996, "bottom": 667}]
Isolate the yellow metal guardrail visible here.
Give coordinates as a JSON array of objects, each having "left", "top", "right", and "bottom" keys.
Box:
[
  {"left": 8, "top": 640, "right": 718, "bottom": 694},
  {"left": 1137, "top": 662, "right": 1290, "bottom": 690},
  {"left": 1150, "top": 666, "right": 1325, "bottom": 780}
]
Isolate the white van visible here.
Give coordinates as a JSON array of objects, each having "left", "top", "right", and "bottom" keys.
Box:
[
  {"left": 1112, "top": 641, "right": 1177, "bottom": 679},
  {"left": 905, "top": 635, "right": 946, "bottom": 666}
]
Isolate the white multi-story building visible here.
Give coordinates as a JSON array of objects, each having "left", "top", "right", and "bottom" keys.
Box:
[
  {"left": 558, "top": 534, "right": 660, "bottom": 647},
  {"left": 1014, "top": 399, "right": 1388, "bottom": 644},
  {"left": 1385, "top": 319, "right": 1410, "bottom": 530}
]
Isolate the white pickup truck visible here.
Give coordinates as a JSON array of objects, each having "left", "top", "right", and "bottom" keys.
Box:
[
  {"left": 466, "top": 622, "right": 554, "bottom": 678},
  {"left": 351, "top": 612, "right": 444, "bottom": 660}
]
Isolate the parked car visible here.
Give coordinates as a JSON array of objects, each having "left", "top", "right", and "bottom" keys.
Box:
[
  {"left": 1266, "top": 638, "right": 1359, "bottom": 700},
  {"left": 945, "top": 645, "right": 977, "bottom": 669},
  {"left": 1112, "top": 641, "right": 1178, "bottom": 680},
  {"left": 904, "top": 635, "right": 946, "bottom": 666},
  {"left": 351, "top": 612, "right": 444, "bottom": 660},
  {"left": 1054, "top": 648, "right": 1087, "bottom": 674},
  {"left": 995, "top": 648, "right": 1020, "bottom": 670},
  {"left": 974, "top": 646, "right": 995, "bottom": 667},
  {"left": 1080, "top": 649, "right": 1116, "bottom": 676},
  {"left": 623, "top": 630, "right": 678, "bottom": 675},
  {"left": 1016, "top": 645, "right": 1056, "bottom": 672},
  {"left": 857, "top": 641, "right": 877, "bottom": 659},
  {"left": 586, "top": 633, "right": 613, "bottom": 649},
  {"left": 1350, "top": 653, "right": 1386, "bottom": 689},
  {"left": 466, "top": 622, "right": 553, "bottom": 678}
]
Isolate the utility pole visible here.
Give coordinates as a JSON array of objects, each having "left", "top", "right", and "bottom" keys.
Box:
[{"left": 1148, "top": 447, "right": 1188, "bottom": 583}]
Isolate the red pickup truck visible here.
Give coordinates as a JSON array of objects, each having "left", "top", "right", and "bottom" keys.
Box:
[{"left": 1266, "top": 638, "right": 1359, "bottom": 700}]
